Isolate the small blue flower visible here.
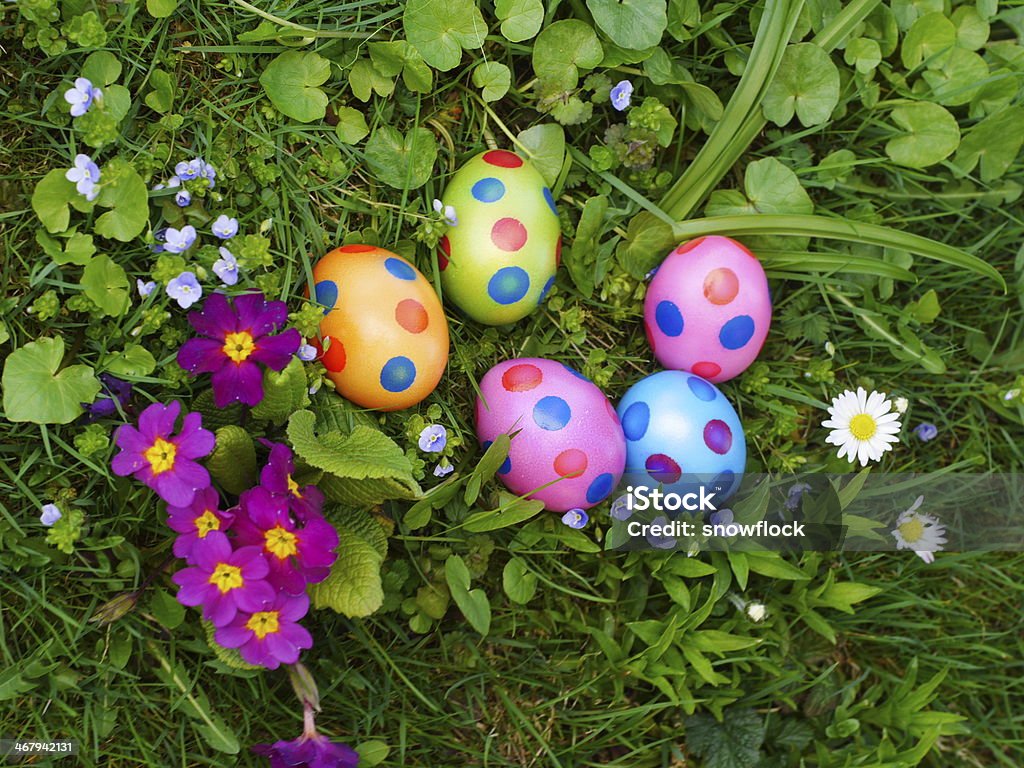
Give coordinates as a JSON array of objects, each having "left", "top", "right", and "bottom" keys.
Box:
[
  {"left": 201, "top": 161, "right": 217, "bottom": 188},
  {"left": 433, "top": 462, "right": 454, "bottom": 478},
  {"left": 785, "top": 482, "right": 812, "bottom": 511},
  {"left": 211, "top": 214, "right": 239, "bottom": 239},
  {"left": 912, "top": 423, "right": 938, "bottom": 442},
  {"left": 432, "top": 198, "right": 458, "bottom": 227},
  {"left": 709, "top": 508, "right": 734, "bottom": 526},
  {"left": 561, "top": 508, "right": 588, "bottom": 529},
  {"left": 610, "top": 79, "right": 633, "bottom": 111},
  {"left": 65, "top": 154, "right": 101, "bottom": 201},
  {"left": 610, "top": 494, "right": 632, "bottom": 521},
  {"left": 175, "top": 189, "right": 191, "bottom": 207},
  {"left": 162, "top": 225, "right": 197, "bottom": 254},
  {"left": 212, "top": 247, "right": 238, "bottom": 285},
  {"left": 137, "top": 279, "right": 156, "bottom": 297},
  {"left": 64, "top": 77, "right": 101, "bottom": 117},
  {"left": 175, "top": 158, "right": 205, "bottom": 181},
  {"left": 646, "top": 515, "right": 676, "bottom": 549},
  {"left": 418, "top": 424, "right": 448, "bottom": 453},
  {"left": 40, "top": 503, "right": 62, "bottom": 527},
  {"left": 297, "top": 343, "right": 317, "bottom": 362},
  {"left": 166, "top": 271, "right": 202, "bottom": 309}
]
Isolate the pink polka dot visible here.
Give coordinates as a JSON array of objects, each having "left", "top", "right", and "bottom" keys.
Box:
[
  {"left": 491, "top": 218, "right": 528, "bottom": 252},
  {"left": 395, "top": 299, "right": 428, "bottom": 334},
  {"left": 646, "top": 453, "right": 681, "bottom": 484},
  {"left": 502, "top": 363, "right": 543, "bottom": 392},
  {"left": 553, "top": 449, "right": 588, "bottom": 478},
  {"left": 703, "top": 268, "right": 739, "bottom": 305},
  {"left": 483, "top": 150, "right": 523, "bottom": 168},
  {"left": 321, "top": 336, "right": 346, "bottom": 372},
  {"left": 703, "top": 419, "right": 733, "bottom": 455},
  {"left": 674, "top": 237, "right": 706, "bottom": 255},
  {"left": 692, "top": 361, "right": 722, "bottom": 379},
  {"left": 438, "top": 235, "right": 450, "bottom": 271},
  {"left": 338, "top": 244, "right": 375, "bottom": 253}
]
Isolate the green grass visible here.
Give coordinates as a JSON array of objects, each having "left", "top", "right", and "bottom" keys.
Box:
[{"left": 2, "top": 0, "right": 1024, "bottom": 766}]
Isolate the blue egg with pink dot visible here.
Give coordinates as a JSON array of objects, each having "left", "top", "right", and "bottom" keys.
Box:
[{"left": 616, "top": 370, "right": 745, "bottom": 502}]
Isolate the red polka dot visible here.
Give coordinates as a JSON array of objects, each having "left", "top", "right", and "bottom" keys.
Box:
[
  {"left": 438, "top": 235, "right": 450, "bottom": 271},
  {"left": 395, "top": 299, "right": 428, "bottom": 333},
  {"left": 321, "top": 336, "right": 347, "bottom": 372},
  {"left": 555, "top": 236, "right": 562, "bottom": 266},
  {"left": 491, "top": 218, "right": 528, "bottom": 251},
  {"left": 483, "top": 150, "right": 523, "bottom": 168},
  {"left": 675, "top": 237, "right": 706, "bottom": 255},
  {"left": 554, "top": 449, "right": 588, "bottom": 478},
  {"left": 703, "top": 268, "right": 739, "bottom": 305},
  {"left": 703, "top": 419, "right": 733, "bottom": 455},
  {"left": 691, "top": 361, "right": 721, "bottom": 379},
  {"left": 501, "top": 363, "right": 543, "bottom": 392},
  {"left": 338, "top": 244, "right": 375, "bottom": 253}
]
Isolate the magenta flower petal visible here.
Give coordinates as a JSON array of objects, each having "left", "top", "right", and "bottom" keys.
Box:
[
  {"left": 194, "top": 530, "right": 233, "bottom": 569},
  {"left": 178, "top": 337, "right": 227, "bottom": 375},
  {"left": 174, "top": 412, "right": 217, "bottom": 458},
  {"left": 139, "top": 401, "right": 180, "bottom": 441},
  {"left": 278, "top": 592, "right": 310, "bottom": 621},
  {"left": 206, "top": 592, "right": 238, "bottom": 626},
  {"left": 250, "top": 329, "right": 302, "bottom": 371},
  {"left": 152, "top": 458, "right": 210, "bottom": 507},
  {"left": 214, "top": 623, "right": 253, "bottom": 649},
  {"left": 234, "top": 580, "right": 277, "bottom": 613},
  {"left": 264, "top": 632, "right": 300, "bottom": 666},
  {"left": 234, "top": 292, "right": 288, "bottom": 336},
  {"left": 187, "top": 292, "right": 236, "bottom": 338},
  {"left": 211, "top": 361, "right": 265, "bottom": 407}
]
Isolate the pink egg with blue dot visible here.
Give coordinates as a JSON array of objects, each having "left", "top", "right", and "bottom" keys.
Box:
[
  {"left": 475, "top": 358, "right": 626, "bottom": 512},
  {"left": 616, "top": 370, "right": 745, "bottom": 501},
  {"left": 644, "top": 236, "right": 771, "bottom": 383}
]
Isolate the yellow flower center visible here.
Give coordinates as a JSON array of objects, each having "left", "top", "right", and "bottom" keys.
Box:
[
  {"left": 264, "top": 525, "right": 298, "bottom": 559},
  {"left": 849, "top": 413, "right": 877, "bottom": 441},
  {"left": 286, "top": 475, "right": 301, "bottom": 498},
  {"left": 144, "top": 437, "right": 177, "bottom": 475},
  {"left": 208, "top": 563, "right": 243, "bottom": 593},
  {"left": 195, "top": 510, "right": 220, "bottom": 538},
  {"left": 898, "top": 518, "right": 925, "bottom": 544},
  {"left": 222, "top": 331, "right": 256, "bottom": 363},
  {"left": 245, "top": 610, "right": 280, "bottom": 639}
]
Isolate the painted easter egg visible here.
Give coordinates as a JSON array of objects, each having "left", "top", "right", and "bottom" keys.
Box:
[
  {"left": 475, "top": 358, "right": 626, "bottom": 512},
  {"left": 310, "top": 244, "right": 449, "bottom": 411},
  {"left": 644, "top": 236, "right": 771, "bottom": 383},
  {"left": 438, "top": 150, "right": 561, "bottom": 325},
  {"left": 617, "top": 370, "right": 745, "bottom": 500}
]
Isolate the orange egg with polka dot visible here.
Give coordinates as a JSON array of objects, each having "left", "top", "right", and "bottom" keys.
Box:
[{"left": 310, "top": 245, "right": 449, "bottom": 411}]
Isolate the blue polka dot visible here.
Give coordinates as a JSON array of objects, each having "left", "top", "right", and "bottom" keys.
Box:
[
  {"left": 385, "top": 257, "right": 416, "bottom": 281},
  {"left": 472, "top": 177, "right": 505, "bottom": 203},
  {"left": 719, "top": 315, "right": 755, "bottom": 350},
  {"left": 586, "top": 473, "right": 614, "bottom": 504},
  {"left": 314, "top": 280, "right": 338, "bottom": 315},
  {"left": 655, "top": 300, "right": 684, "bottom": 337},
  {"left": 488, "top": 267, "right": 530, "bottom": 305},
  {"left": 380, "top": 356, "right": 416, "bottom": 392},
  {"left": 686, "top": 376, "right": 717, "bottom": 402},
  {"left": 562, "top": 363, "right": 591, "bottom": 382},
  {"left": 533, "top": 396, "right": 571, "bottom": 431},
  {"left": 539, "top": 275, "right": 555, "bottom": 302},
  {"left": 621, "top": 402, "right": 650, "bottom": 441},
  {"left": 543, "top": 187, "right": 558, "bottom": 216}
]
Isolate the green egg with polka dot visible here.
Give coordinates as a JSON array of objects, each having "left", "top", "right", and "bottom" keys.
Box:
[{"left": 437, "top": 150, "right": 561, "bottom": 325}]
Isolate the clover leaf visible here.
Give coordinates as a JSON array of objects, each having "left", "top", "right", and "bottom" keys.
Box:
[
  {"left": 403, "top": 0, "right": 487, "bottom": 72},
  {"left": 762, "top": 43, "right": 840, "bottom": 127},
  {"left": 2, "top": 337, "right": 101, "bottom": 424},
  {"left": 259, "top": 51, "right": 332, "bottom": 123}
]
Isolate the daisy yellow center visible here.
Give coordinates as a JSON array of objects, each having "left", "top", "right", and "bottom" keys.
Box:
[
  {"left": 144, "top": 437, "right": 177, "bottom": 475},
  {"left": 223, "top": 331, "right": 256, "bottom": 364},
  {"left": 286, "top": 475, "right": 301, "bottom": 498},
  {"left": 208, "top": 563, "right": 243, "bottom": 593},
  {"left": 194, "top": 510, "right": 220, "bottom": 538},
  {"left": 898, "top": 518, "right": 925, "bottom": 544},
  {"left": 264, "top": 525, "right": 298, "bottom": 559},
  {"left": 848, "top": 413, "right": 877, "bottom": 441},
  {"left": 245, "top": 610, "right": 280, "bottom": 639}
]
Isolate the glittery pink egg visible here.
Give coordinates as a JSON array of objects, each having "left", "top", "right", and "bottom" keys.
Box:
[
  {"left": 644, "top": 236, "right": 772, "bottom": 383},
  {"left": 475, "top": 358, "right": 626, "bottom": 512}
]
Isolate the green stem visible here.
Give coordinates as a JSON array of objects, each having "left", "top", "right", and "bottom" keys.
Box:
[{"left": 228, "top": 0, "right": 378, "bottom": 39}]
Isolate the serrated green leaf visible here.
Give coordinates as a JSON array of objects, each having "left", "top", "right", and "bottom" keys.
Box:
[
  {"left": 288, "top": 410, "right": 416, "bottom": 481},
  {"left": 81, "top": 255, "right": 130, "bottom": 316},
  {"left": 502, "top": 557, "right": 538, "bottom": 604},
  {"left": 472, "top": 61, "right": 511, "bottom": 102},
  {"left": 403, "top": 0, "right": 487, "bottom": 71},
  {"left": 533, "top": 20, "right": 604, "bottom": 89},
  {"left": 763, "top": 43, "right": 840, "bottom": 127},
  {"left": 2, "top": 337, "right": 101, "bottom": 424},
  {"left": 324, "top": 506, "right": 388, "bottom": 558},
  {"left": 202, "top": 621, "right": 260, "bottom": 670},
  {"left": 886, "top": 102, "right": 961, "bottom": 168},
  {"left": 495, "top": 0, "right": 543, "bottom": 42},
  {"left": 195, "top": 717, "right": 240, "bottom": 755},
  {"left": 32, "top": 169, "right": 79, "bottom": 234},
  {"left": 259, "top": 51, "right": 332, "bottom": 123},
  {"left": 309, "top": 527, "right": 384, "bottom": 617},
  {"left": 364, "top": 125, "right": 437, "bottom": 190},
  {"left": 335, "top": 106, "right": 370, "bottom": 145},
  {"left": 685, "top": 709, "right": 765, "bottom": 768},
  {"left": 192, "top": 388, "right": 245, "bottom": 431},
  {"left": 251, "top": 357, "right": 309, "bottom": 425},
  {"left": 587, "top": 0, "right": 667, "bottom": 50},
  {"left": 445, "top": 555, "right": 491, "bottom": 635},
  {"left": 205, "top": 426, "right": 258, "bottom": 495}
]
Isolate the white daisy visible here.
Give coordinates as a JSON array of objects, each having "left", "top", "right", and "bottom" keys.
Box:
[
  {"left": 891, "top": 495, "right": 946, "bottom": 564},
  {"left": 822, "top": 387, "right": 902, "bottom": 466}
]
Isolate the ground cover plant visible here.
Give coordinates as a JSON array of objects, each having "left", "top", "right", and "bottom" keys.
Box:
[{"left": 1, "top": 0, "right": 1024, "bottom": 765}]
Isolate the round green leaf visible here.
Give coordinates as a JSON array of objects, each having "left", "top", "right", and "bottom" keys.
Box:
[
  {"left": 516, "top": 123, "right": 565, "bottom": 187},
  {"left": 32, "top": 169, "right": 78, "bottom": 234},
  {"left": 586, "top": 0, "right": 667, "bottom": 50},
  {"left": 921, "top": 48, "right": 988, "bottom": 106},
  {"left": 2, "top": 337, "right": 101, "bottom": 424},
  {"left": 953, "top": 106, "right": 1024, "bottom": 182},
  {"left": 472, "top": 61, "right": 512, "bottom": 102},
  {"left": 364, "top": 126, "right": 437, "bottom": 190},
  {"left": 335, "top": 106, "right": 369, "bottom": 145},
  {"left": 502, "top": 557, "right": 538, "bottom": 604},
  {"left": 100, "top": 344, "right": 156, "bottom": 377},
  {"left": 762, "top": 43, "right": 840, "bottom": 127},
  {"left": 532, "top": 20, "right": 603, "bottom": 89},
  {"left": 93, "top": 158, "right": 149, "bottom": 242},
  {"left": 81, "top": 255, "right": 130, "bottom": 317},
  {"left": 495, "top": 0, "right": 543, "bottom": 42},
  {"left": 901, "top": 12, "right": 956, "bottom": 69},
  {"left": 259, "top": 51, "right": 332, "bottom": 123},
  {"left": 885, "top": 102, "right": 961, "bottom": 168},
  {"left": 403, "top": 0, "right": 487, "bottom": 72},
  {"left": 81, "top": 51, "right": 122, "bottom": 87}
]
